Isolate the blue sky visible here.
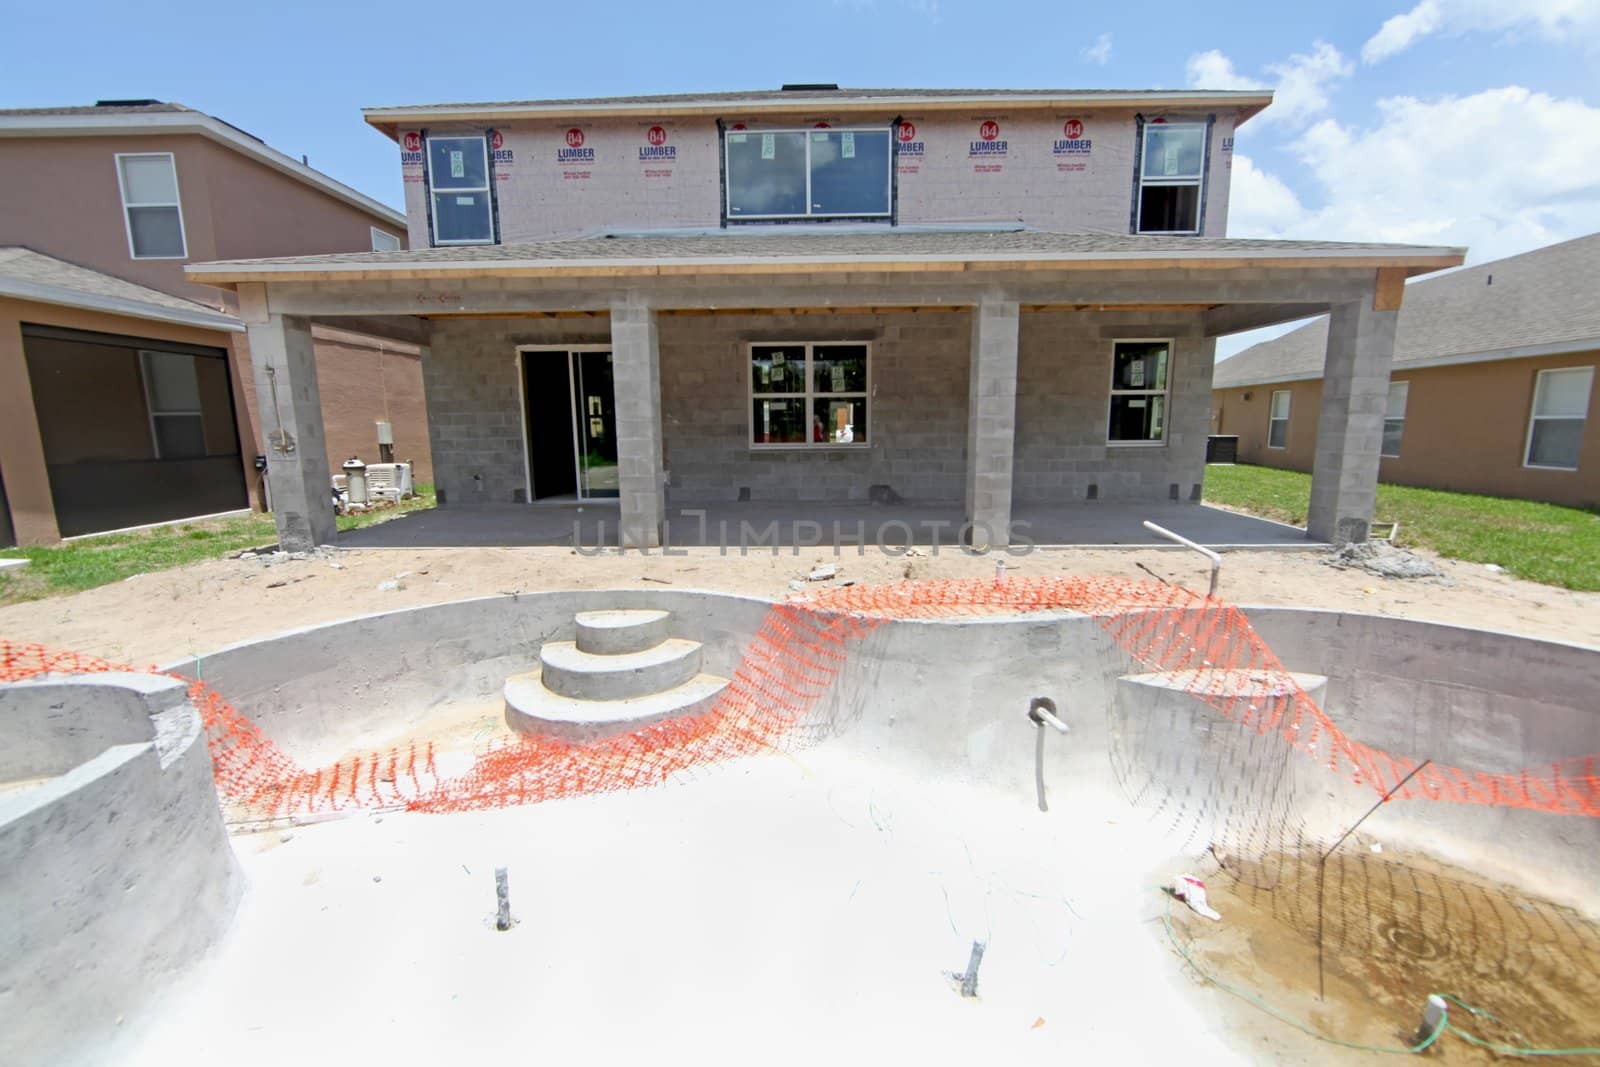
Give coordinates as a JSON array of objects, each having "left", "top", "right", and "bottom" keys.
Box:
[{"left": 9, "top": 0, "right": 1599, "bottom": 354}]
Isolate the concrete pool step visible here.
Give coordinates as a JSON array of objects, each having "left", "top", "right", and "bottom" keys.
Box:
[
  {"left": 504, "top": 669, "right": 730, "bottom": 742},
  {"left": 574, "top": 609, "right": 672, "bottom": 655},
  {"left": 539, "top": 638, "right": 704, "bottom": 700}
]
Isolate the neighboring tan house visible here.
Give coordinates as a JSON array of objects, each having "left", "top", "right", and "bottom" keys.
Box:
[
  {"left": 187, "top": 85, "right": 1463, "bottom": 551},
  {"left": 1212, "top": 233, "right": 1600, "bottom": 508},
  {"left": 0, "top": 100, "right": 431, "bottom": 546}
]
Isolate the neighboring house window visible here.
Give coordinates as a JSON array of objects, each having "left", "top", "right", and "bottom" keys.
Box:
[
  {"left": 116, "top": 153, "right": 187, "bottom": 259},
  {"left": 725, "top": 128, "right": 892, "bottom": 220},
  {"left": 1268, "top": 390, "right": 1291, "bottom": 449},
  {"left": 139, "top": 350, "right": 206, "bottom": 459},
  {"left": 750, "top": 342, "right": 869, "bottom": 447},
  {"left": 1524, "top": 366, "right": 1593, "bottom": 470},
  {"left": 426, "top": 135, "right": 494, "bottom": 245},
  {"left": 1136, "top": 121, "right": 1205, "bottom": 234},
  {"left": 370, "top": 227, "right": 402, "bottom": 252},
  {"left": 1107, "top": 340, "right": 1171, "bottom": 444},
  {"left": 1382, "top": 381, "right": 1409, "bottom": 458}
]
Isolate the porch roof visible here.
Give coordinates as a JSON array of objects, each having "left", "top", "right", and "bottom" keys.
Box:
[{"left": 187, "top": 231, "right": 1464, "bottom": 286}]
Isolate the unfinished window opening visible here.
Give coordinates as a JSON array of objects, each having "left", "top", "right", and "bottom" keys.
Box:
[
  {"left": 725, "top": 128, "right": 892, "bottom": 221},
  {"left": 1107, "top": 340, "right": 1171, "bottom": 445},
  {"left": 1268, "top": 389, "right": 1291, "bottom": 450},
  {"left": 750, "top": 342, "right": 870, "bottom": 447},
  {"left": 1382, "top": 381, "right": 1409, "bottom": 458},
  {"left": 116, "top": 153, "right": 187, "bottom": 259},
  {"left": 1136, "top": 122, "right": 1205, "bottom": 235},
  {"left": 426, "top": 135, "right": 494, "bottom": 245},
  {"left": 370, "top": 227, "right": 402, "bottom": 252},
  {"left": 1524, "top": 366, "right": 1593, "bottom": 471}
]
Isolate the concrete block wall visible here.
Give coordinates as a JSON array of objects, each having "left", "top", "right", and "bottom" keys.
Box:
[
  {"left": 399, "top": 108, "right": 1237, "bottom": 244},
  {"left": 1013, "top": 311, "right": 1214, "bottom": 504}
]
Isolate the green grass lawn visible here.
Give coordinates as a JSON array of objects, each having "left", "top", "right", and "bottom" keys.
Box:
[
  {"left": 1204, "top": 464, "right": 1600, "bottom": 591},
  {"left": 0, "top": 485, "right": 435, "bottom": 607}
]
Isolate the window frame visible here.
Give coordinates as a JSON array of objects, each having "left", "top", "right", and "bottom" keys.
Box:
[
  {"left": 1106, "top": 337, "right": 1174, "bottom": 448},
  {"left": 1134, "top": 120, "right": 1207, "bottom": 236},
  {"left": 1523, "top": 365, "right": 1593, "bottom": 472},
  {"left": 1381, "top": 380, "right": 1409, "bottom": 458},
  {"left": 1267, "top": 389, "right": 1291, "bottom": 451},
  {"left": 138, "top": 349, "right": 206, "bottom": 460},
  {"left": 747, "top": 340, "right": 872, "bottom": 450},
  {"left": 370, "top": 227, "right": 402, "bottom": 252},
  {"left": 425, "top": 134, "right": 495, "bottom": 247},
  {"left": 723, "top": 126, "right": 894, "bottom": 222},
  {"left": 115, "top": 152, "right": 188, "bottom": 260}
]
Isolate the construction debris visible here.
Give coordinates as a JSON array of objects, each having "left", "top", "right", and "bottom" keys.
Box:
[{"left": 1324, "top": 541, "right": 1443, "bottom": 580}]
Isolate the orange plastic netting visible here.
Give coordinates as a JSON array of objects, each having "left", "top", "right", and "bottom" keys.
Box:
[{"left": 2, "top": 576, "right": 1595, "bottom": 819}]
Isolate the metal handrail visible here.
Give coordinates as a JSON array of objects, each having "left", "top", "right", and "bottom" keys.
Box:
[
  {"left": 1142, "top": 521, "right": 1222, "bottom": 597},
  {"left": 1028, "top": 697, "right": 1068, "bottom": 812}
]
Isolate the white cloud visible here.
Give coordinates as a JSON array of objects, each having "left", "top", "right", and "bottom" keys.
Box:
[
  {"left": 1228, "top": 87, "right": 1600, "bottom": 264},
  {"left": 1081, "top": 33, "right": 1113, "bottom": 66},
  {"left": 1362, "top": 0, "right": 1600, "bottom": 63},
  {"left": 1186, "top": 42, "right": 1352, "bottom": 125}
]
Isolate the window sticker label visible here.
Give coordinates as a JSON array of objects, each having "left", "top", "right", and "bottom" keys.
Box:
[
  {"left": 761, "top": 133, "right": 775, "bottom": 160},
  {"left": 728, "top": 133, "right": 747, "bottom": 144},
  {"left": 1129, "top": 360, "right": 1145, "bottom": 387},
  {"left": 450, "top": 151, "right": 465, "bottom": 178},
  {"left": 842, "top": 132, "right": 855, "bottom": 158},
  {"left": 455, "top": 195, "right": 475, "bottom": 206}
]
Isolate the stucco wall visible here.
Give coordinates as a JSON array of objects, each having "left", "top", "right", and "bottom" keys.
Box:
[
  {"left": 399, "top": 108, "right": 1236, "bottom": 245},
  {"left": 422, "top": 310, "right": 1211, "bottom": 507},
  {"left": 1212, "top": 350, "right": 1600, "bottom": 507}
]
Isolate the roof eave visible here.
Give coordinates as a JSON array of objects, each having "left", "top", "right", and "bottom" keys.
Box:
[
  {"left": 187, "top": 247, "right": 1465, "bottom": 287},
  {"left": 0, "top": 276, "right": 245, "bottom": 333},
  {"left": 1216, "top": 334, "right": 1600, "bottom": 389},
  {"left": 360, "top": 90, "right": 1277, "bottom": 141},
  {"left": 0, "top": 112, "right": 406, "bottom": 229}
]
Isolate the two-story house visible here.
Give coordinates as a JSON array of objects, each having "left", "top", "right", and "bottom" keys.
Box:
[
  {"left": 187, "top": 86, "right": 1464, "bottom": 552},
  {"left": 0, "top": 101, "right": 431, "bottom": 546}
]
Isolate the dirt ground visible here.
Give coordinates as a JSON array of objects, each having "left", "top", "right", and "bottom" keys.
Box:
[{"left": 1, "top": 541, "right": 1597, "bottom": 667}]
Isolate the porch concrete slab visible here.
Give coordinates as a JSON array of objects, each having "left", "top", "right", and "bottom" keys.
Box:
[{"left": 339, "top": 501, "right": 1315, "bottom": 550}]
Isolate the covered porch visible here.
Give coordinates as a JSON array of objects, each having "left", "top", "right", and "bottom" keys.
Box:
[{"left": 186, "top": 232, "right": 1461, "bottom": 553}]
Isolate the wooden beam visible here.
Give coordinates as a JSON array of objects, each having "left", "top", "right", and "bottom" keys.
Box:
[{"left": 1373, "top": 267, "right": 1407, "bottom": 312}]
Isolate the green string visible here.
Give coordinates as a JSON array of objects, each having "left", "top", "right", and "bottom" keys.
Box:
[{"left": 1159, "top": 890, "right": 1600, "bottom": 1058}]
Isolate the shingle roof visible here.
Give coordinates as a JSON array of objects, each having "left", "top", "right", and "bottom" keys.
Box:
[
  {"left": 366, "top": 87, "right": 1263, "bottom": 113},
  {"left": 1213, "top": 232, "right": 1600, "bottom": 387},
  {"left": 0, "top": 102, "right": 190, "bottom": 116},
  {"left": 189, "top": 230, "right": 1462, "bottom": 276},
  {"left": 0, "top": 246, "right": 242, "bottom": 331}
]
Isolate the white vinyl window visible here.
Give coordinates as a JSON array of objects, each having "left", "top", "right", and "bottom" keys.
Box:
[
  {"left": 1268, "top": 390, "right": 1291, "bottom": 450},
  {"left": 1107, "top": 339, "right": 1172, "bottom": 445},
  {"left": 725, "top": 128, "right": 893, "bottom": 220},
  {"left": 749, "top": 342, "right": 870, "bottom": 447},
  {"left": 1136, "top": 121, "right": 1206, "bottom": 235},
  {"left": 139, "top": 350, "right": 206, "bottom": 459},
  {"left": 1524, "top": 366, "right": 1593, "bottom": 470},
  {"left": 426, "top": 135, "right": 494, "bottom": 245},
  {"left": 1382, "top": 381, "right": 1409, "bottom": 458},
  {"left": 116, "top": 153, "right": 187, "bottom": 259},
  {"left": 370, "top": 227, "right": 402, "bottom": 252}
]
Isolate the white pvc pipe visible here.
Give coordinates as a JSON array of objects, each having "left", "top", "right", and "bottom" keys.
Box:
[{"left": 1142, "top": 521, "right": 1222, "bottom": 598}]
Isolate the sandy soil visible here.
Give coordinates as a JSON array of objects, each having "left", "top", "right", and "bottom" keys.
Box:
[{"left": 0, "top": 542, "right": 1596, "bottom": 668}]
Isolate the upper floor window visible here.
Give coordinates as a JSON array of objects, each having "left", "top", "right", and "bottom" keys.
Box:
[
  {"left": 1525, "top": 366, "right": 1593, "bottom": 471},
  {"left": 370, "top": 227, "right": 402, "bottom": 252},
  {"left": 1107, "top": 340, "right": 1171, "bottom": 445},
  {"left": 426, "top": 135, "right": 494, "bottom": 245},
  {"left": 1136, "top": 121, "right": 1206, "bottom": 235},
  {"left": 725, "top": 128, "right": 892, "bottom": 221},
  {"left": 116, "top": 153, "right": 187, "bottom": 259},
  {"left": 750, "top": 342, "right": 869, "bottom": 447}
]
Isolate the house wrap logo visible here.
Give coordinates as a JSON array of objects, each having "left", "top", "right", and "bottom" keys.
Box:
[
  {"left": 896, "top": 120, "right": 924, "bottom": 158},
  {"left": 400, "top": 130, "right": 423, "bottom": 168},
  {"left": 1052, "top": 118, "right": 1091, "bottom": 157},
  {"left": 490, "top": 129, "right": 514, "bottom": 169},
  {"left": 969, "top": 120, "right": 1006, "bottom": 156},
  {"left": 558, "top": 127, "right": 595, "bottom": 163},
  {"left": 639, "top": 125, "right": 676, "bottom": 163}
]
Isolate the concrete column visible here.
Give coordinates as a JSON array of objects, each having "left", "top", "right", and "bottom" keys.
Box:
[
  {"left": 245, "top": 313, "right": 336, "bottom": 551},
  {"left": 0, "top": 315, "right": 61, "bottom": 545},
  {"left": 610, "top": 298, "right": 665, "bottom": 549},
  {"left": 1307, "top": 295, "right": 1399, "bottom": 543},
  {"left": 963, "top": 298, "right": 1020, "bottom": 547}
]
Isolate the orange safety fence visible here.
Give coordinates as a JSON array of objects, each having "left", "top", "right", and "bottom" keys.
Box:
[{"left": 2, "top": 575, "right": 1596, "bottom": 820}]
